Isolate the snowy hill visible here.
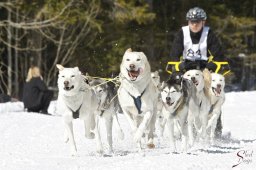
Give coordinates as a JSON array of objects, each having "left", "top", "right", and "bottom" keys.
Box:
[{"left": 0, "top": 91, "right": 255, "bottom": 170}]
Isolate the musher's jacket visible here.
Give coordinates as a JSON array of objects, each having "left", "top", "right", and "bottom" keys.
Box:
[{"left": 170, "top": 26, "right": 226, "bottom": 62}]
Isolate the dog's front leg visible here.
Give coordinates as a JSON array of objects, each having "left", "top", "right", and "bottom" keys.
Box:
[
  {"left": 134, "top": 111, "right": 153, "bottom": 143},
  {"left": 123, "top": 109, "right": 137, "bottom": 133},
  {"left": 187, "top": 112, "right": 195, "bottom": 148},
  {"left": 94, "top": 114, "right": 103, "bottom": 154},
  {"left": 84, "top": 113, "right": 95, "bottom": 139},
  {"left": 147, "top": 110, "right": 156, "bottom": 149},
  {"left": 104, "top": 113, "right": 113, "bottom": 154},
  {"left": 64, "top": 119, "right": 77, "bottom": 156},
  {"left": 200, "top": 111, "right": 209, "bottom": 142},
  {"left": 113, "top": 113, "right": 124, "bottom": 140},
  {"left": 180, "top": 120, "right": 188, "bottom": 153},
  {"left": 156, "top": 115, "right": 165, "bottom": 137},
  {"left": 207, "top": 107, "right": 221, "bottom": 144},
  {"left": 167, "top": 118, "right": 177, "bottom": 153}
]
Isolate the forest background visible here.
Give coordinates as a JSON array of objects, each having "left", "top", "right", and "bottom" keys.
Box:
[{"left": 1, "top": 0, "right": 256, "bottom": 99}]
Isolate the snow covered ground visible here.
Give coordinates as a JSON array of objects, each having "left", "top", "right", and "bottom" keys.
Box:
[{"left": 0, "top": 91, "right": 255, "bottom": 170}]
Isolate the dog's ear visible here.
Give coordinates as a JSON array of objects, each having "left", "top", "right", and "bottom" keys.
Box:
[
  {"left": 56, "top": 64, "right": 64, "bottom": 71},
  {"left": 139, "top": 52, "right": 151, "bottom": 71},
  {"left": 160, "top": 81, "right": 166, "bottom": 90},
  {"left": 74, "top": 67, "right": 81, "bottom": 75},
  {"left": 125, "top": 48, "right": 132, "bottom": 53}
]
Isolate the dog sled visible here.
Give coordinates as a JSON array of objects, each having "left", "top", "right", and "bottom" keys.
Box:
[{"left": 165, "top": 57, "right": 230, "bottom": 75}]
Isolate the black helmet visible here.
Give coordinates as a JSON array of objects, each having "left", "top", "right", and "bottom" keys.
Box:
[{"left": 186, "top": 7, "right": 207, "bottom": 21}]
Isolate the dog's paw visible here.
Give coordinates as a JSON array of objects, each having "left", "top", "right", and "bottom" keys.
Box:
[
  {"left": 85, "top": 132, "right": 95, "bottom": 139},
  {"left": 96, "top": 149, "right": 104, "bottom": 156},
  {"left": 105, "top": 148, "right": 113, "bottom": 156},
  {"left": 147, "top": 138, "right": 155, "bottom": 149},
  {"left": 147, "top": 143, "right": 155, "bottom": 149},
  {"left": 70, "top": 149, "right": 77, "bottom": 157}
]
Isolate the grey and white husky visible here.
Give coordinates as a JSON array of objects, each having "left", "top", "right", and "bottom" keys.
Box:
[
  {"left": 160, "top": 72, "right": 194, "bottom": 152},
  {"left": 89, "top": 78, "right": 124, "bottom": 154}
]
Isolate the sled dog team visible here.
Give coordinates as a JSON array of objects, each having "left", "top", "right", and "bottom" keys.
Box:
[{"left": 56, "top": 48, "right": 225, "bottom": 156}]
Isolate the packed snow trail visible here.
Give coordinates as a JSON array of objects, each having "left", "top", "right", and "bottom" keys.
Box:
[{"left": 0, "top": 91, "right": 255, "bottom": 170}]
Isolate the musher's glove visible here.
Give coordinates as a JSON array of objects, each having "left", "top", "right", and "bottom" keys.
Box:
[
  {"left": 206, "top": 62, "right": 217, "bottom": 72},
  {"left": 178, "top": 62, "right": 186, "bottom": 72}
]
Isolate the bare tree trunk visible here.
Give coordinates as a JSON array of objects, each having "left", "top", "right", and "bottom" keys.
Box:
[
  {"left": 7, "top": 0, "right": 12, "bottom": 95},
  {"left": 14, "top": 8, "right": 19, "bottom": 97},
  {"left": 146, "top": 0, "right": 154, "bottom": 60},
  {"left": 253, "top": 1, "right": 256, "bottom": 49}
]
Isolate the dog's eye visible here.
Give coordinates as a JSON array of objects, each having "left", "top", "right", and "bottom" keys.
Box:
[
  {"left": 61, "top": 75, "right": 65, "bottom": 78},
  {"left": 196, "top": 73, "right": 199, "bottom": 76},
  {"left": 164, "top": 90, "right": 168, "bottom": 93},
  {"left": 220, "top": 80, "right": 223, "bottom": 82},
  {"left": 136, "top": 58, "right": 141, "bottom": 61},
  {"left": 212, "top": 80, "right": 215, "bottom": 82},
  {"left": 71, "top": 75, "right": 75, "bottom": 78},
  {"left": 126, "top": 59, "right": 130, "bottom": 61}
]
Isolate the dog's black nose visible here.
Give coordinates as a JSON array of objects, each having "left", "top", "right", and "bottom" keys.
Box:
[
  {"left": 64, "top": 81, "right": 69, "bottom": 87},
  {"left": 217, "top": 84, "right": 221, "bottom": 88},
  {"left": 129, "top": 64, "right": 135, "bottom": 69},
  {"left": 191, "top": 77, "right": 195, "bottom": 81},
  {"left": 166, "top": 97, "right": 171, "bottom": 101}
]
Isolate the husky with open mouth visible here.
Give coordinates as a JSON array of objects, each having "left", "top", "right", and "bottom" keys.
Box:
[
  {"left": 118, "top": 48, "right": 158, "bottom": 151},
  {"left": 207, "top": 73, "right": 225, "bottom": 143},
  {"left": 183, "top": 69, "right": 211, "bottom": 146},
  {"left": 56, "top": 65, "right": 105, "bottom": 156}
]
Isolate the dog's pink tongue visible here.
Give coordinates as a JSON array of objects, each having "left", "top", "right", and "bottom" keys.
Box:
[{"left": 130, "top": 71, "right": 138, "bottom": 77}]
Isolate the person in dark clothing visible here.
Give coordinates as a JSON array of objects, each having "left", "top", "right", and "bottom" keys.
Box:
[
  {"left": 169, "top": 7, "right": 226, "bottom": 138},
  {"left": 23, "top": 66, "right": 53, "bottom": 115},
  {"left": 170, "top": 7, "right": 228, "bottom": 73}
]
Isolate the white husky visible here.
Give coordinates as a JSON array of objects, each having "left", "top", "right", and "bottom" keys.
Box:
[
  {"left": 56, "top": 65, "right": 121, "bottom": 156},
  {"left": 118, "top": 48, "right": 158, "bottom": 150},
  {"left": 183, "top": 69, "right": 211, "bottom": 146},
  {"left": 207, "top": 73, "right": 225, "bottom": 143},
  {"left": 56, "top": 65, "right": 97, "bottom": 155}
]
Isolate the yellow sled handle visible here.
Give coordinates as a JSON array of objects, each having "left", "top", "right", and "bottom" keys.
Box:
[
  {"left": 166, "top": 60, "right": 231, "bottom": 76},
  {"left": 212, "top": 61, "right": 230, "bottom": 76},
  {"left": 166, "top": 61, "right": 181, "bottom": 74}
]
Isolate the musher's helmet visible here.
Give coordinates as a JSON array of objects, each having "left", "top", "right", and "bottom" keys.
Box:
[{"left": 186, "top": 7, "right": 207, "bottom": 21}]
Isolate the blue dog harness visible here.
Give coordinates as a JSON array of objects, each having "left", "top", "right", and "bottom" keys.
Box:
[
  {"left": 67, "top": 104, "right": 82, "bottom": 119},
  {"left": 128, "top": 89, "right": 146, "bottom": 115}
]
